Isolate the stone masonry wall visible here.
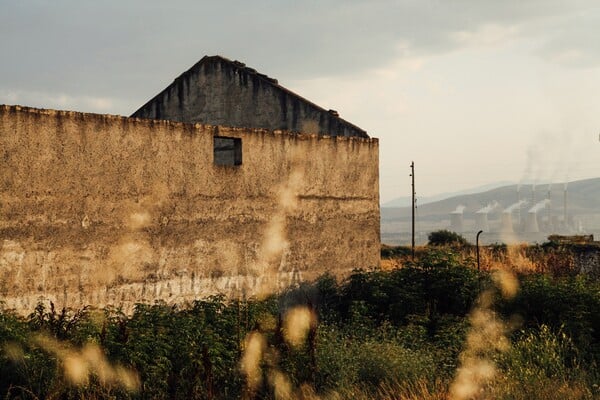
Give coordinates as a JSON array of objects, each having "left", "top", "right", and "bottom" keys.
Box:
[{"left": 0, "top": 105, "right": 379, "bottom": 314}]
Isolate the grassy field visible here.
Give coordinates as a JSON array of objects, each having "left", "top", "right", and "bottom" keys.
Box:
[{"left": 1, "top": 241, "right": 599, "bottom": 399}]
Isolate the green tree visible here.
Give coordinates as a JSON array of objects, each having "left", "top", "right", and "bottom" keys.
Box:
[{"left": 427, "top": 229, "right": 469, "bottom": 247}]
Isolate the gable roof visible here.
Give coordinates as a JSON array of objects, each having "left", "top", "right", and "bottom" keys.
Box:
[{"left": 131, "top": 55, "right": 369, "bottom": 138}]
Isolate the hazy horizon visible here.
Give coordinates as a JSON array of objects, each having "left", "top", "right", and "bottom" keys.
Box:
[{"left": 382, "top": 176, "right": 600, "bottom": 207}]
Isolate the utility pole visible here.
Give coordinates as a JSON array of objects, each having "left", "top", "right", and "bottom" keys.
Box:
[
  {"left": 410, "top": 161, "right": 415, "bottom": 259},
  {"left": 476, "top": 230, "right": 483, "bottom": 272}
]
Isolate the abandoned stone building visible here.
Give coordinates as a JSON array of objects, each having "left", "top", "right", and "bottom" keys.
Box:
[
  {"left": 132, "top": 55, "right": 368, "bottom": 138},
  {"left": 0, "top": 56, "right": 380, "bottom": 313}
]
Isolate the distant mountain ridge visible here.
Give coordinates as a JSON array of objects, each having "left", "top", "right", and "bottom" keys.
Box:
[
  {"left": 382, "top": 177, "right": 600, "bottom": 222},
  {"left": 383, "top": 181, "right": 514, "bottom": 207}
]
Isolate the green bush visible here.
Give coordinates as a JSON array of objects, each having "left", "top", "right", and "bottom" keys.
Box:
[
  {"left": 427, "top": 230, "right": 470, "bottom": 247},
  {"left": 499, "top": 274, "right": 600, "bottom": 359},
  {"left": 338, "top": 250, "right": 481, "bottom": 327}
]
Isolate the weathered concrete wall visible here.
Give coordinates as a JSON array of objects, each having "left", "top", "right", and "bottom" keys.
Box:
[
  {"left": 0, "top": 105, "right": 379, "bottom": 313},
  {"left": 132, "top": 56, "right": 369, "bottom": 138}
]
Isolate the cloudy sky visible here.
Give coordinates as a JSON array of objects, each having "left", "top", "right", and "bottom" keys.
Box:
[{"left": 2, "top": 0, "right": 599, "bottom": 203}]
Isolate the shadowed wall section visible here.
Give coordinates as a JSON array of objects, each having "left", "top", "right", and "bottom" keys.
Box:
[
  {"left": 0, "top": 105, "right": 379, "bottom": 313},
  {"left": 131, "top": 56, "right": 369, "bottom": 138}
]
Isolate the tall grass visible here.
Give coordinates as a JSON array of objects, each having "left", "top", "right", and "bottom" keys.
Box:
[{"left": 1, "top": 246, "right": 599, "bottom": 399}]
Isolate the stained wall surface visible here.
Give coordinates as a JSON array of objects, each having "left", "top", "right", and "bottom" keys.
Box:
[
  {"left": 131, "top": 56, "right": 369, "bottom": 138},
  {"left": 0, "top": 105, "right": 379, "bottom": 313}
]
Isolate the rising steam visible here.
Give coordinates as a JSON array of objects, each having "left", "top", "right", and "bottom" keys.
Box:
[
  {"left": 528, "top": 199, "right": 550, "bottom": 213},
  {"left": 452, "top": 205, "right": 466, "bottom": 214},
  {"left": 503, "top": 199, "right": 526, "bottom": 213},
  {"left": 476, "top": 201, "right": 499, "bottom": 214}
]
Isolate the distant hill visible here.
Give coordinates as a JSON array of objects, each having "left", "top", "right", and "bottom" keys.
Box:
[
  {"left": 382, "top": 181, "right": 514, "bottom": 207},
  {"left": 381, "top": 177, "right": 600, "bottom": 245},
  {"left": 382, "top": 177, "right": 600, "bottom": 222}
]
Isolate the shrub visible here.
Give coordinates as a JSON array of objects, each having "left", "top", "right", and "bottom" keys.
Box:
[
  {"left": 428, "top": 230, "right": 470, "bottom": 247},
  {"left": 499, "top": 274, "right": 600, "bottom": 356}
]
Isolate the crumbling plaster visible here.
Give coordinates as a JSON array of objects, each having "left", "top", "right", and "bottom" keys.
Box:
[{"left": 0, "top": 105, "right": 379, "bottom": 313}]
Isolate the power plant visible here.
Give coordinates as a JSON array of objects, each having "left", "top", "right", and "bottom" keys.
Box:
[
  {"left": 447, "top": 183, "right": 577, "bottom": 237},
  {"left": 380, "top": 178, "right": 598, "bottom": 247}
]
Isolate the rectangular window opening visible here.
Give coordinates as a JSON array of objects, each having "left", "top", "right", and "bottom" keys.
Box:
[{"left": 213, "top": 136, "right": 242, "bottom": 166}]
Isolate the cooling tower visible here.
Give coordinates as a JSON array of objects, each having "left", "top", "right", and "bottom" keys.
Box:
[
  {"left": 525, "top": 212, "right": 539, "bottom": 233},
  {"left": 475, "top": 213, "right": 489, "bottom": 232},
  {"left": 450, "top": 213, "right": 464, "bottom": 233},
  {"left": 500, "top": 212, "right": 513, "bottom": 232}
]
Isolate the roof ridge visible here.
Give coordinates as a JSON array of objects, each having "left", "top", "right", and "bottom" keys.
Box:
[{"left": 130, "top": 55, "right": 368, "bottom": 136}]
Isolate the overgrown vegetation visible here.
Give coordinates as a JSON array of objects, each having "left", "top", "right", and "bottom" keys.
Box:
[{"left": 1, "top": 247, "right": 599, "bottom": 399}]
